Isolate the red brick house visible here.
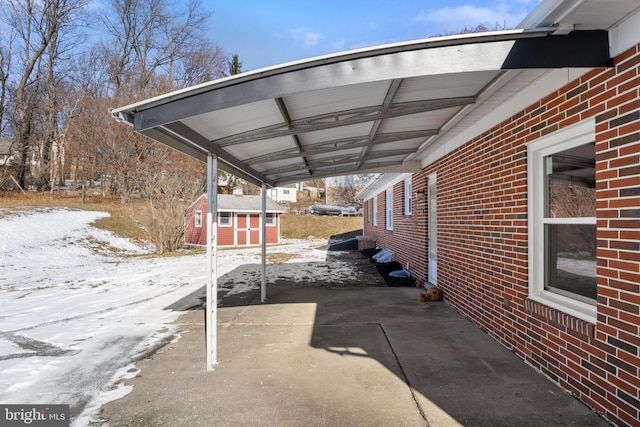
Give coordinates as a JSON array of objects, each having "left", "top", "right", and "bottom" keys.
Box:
[
  {"left": 111, "top": 0, "right": 640, "bottom": 417},
  {"left": 185, "top": 191, "right": 285, "bottom": 247},
  {"left": 358, "top": 9, "right": 640, "bottom": 427}
]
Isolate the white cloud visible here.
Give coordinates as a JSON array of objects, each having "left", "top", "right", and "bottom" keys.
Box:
[
  {"left": 303, "top": 32, "right": 323, "bottom": 48},
  {"left": 414, "top": 1, "right": 540, "bottom": 35},
  {"left": 86, "top": 0, "right": 106, "bottom": 11},
  {"left": 288, "top": 28, "right": 324, "bottom": 50}
]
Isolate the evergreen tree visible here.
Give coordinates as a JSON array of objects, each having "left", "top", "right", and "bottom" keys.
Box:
[{"left": 227, "top": 54, "right": 243, "bottom": 75}]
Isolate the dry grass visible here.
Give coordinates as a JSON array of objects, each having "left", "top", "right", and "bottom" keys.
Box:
[
  {"left": 280, "top": 213, "right": 362, "bottom": 240},
  {"left": 267, "top": 252, "right": 301, "bottom": 263},
  {"left": 0, "top": 192, "right": 363, "bottom": 242},
  {"left": 0, "top": 192, "right": 146, "bottom": 239}
]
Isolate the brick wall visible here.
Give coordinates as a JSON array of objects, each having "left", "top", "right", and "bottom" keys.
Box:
[
  {"left": 363, "top": 172, "right": 429, "bottom": 281},
  {"left": 591, "top": 43, "right": 640, "bottom": 426},
  {"left": 363, "top": 43, "right": 640, "bottom": 425}
]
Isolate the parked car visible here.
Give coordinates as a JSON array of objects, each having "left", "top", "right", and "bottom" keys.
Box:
[{"left": 309, "top": 204, "right": 357, "bottom": 216}]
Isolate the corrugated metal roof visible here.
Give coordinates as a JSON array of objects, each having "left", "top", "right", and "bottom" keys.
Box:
[{"left": 111, "top": 0, "right": 637, "bottom": 188}]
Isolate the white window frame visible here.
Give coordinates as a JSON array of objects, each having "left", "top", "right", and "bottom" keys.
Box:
[
  {"left": 385, "top": 188, "right": 393, "bottom": 230},
  {"left": 218, "top": 211, "right": 232, "bottom": 227},
  {"left": 194, "top": 210, "right": 202, "bottom": 228},
  {"left": 265, "top": 212, "right": 276, "bottom": 226},
  {"left": 404, "top": 177, "right": 412, "bottom": 216},
  {"left": 527, "top": 118, "right": 596, "bottom": 323},
  {"left": 372, "top": 197, "right": 378, "bottom": 227}
]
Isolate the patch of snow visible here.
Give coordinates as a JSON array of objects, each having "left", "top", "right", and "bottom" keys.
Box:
[
  {"left": 0, "top": 207, "right": 335, "bottom": 426},
  {"left": 557, "top": 257, "right": 596, "bottom": 277}
]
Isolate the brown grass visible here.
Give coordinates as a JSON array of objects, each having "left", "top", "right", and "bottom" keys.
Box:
[
  {"left": 0, "top": 193, "right": 363, "bottom": 242},
  {"left": 280, "top": 213, "right": 362, "bottom": 240},
  {"left": 0, "top": 192, "right": 146, "bottom": 239}
]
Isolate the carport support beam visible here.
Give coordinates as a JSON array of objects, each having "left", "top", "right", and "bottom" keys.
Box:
[
  {"left": 206, "top": 154, "right": 219, "bottom": 371},
  {"left": 261, "top": 183, "right": 267, "bottom": 302}
]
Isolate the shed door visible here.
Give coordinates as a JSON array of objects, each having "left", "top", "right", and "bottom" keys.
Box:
[
  {"left": 235, "top": 213, "right": 246, "bottom": 246},
  {"left": 236, "top": 213, "right": 260, "bottom": 246},
  {"left": 428, "top": 173, "right": 437, "bottom": 285},
  {"left": 249, "top": 214, "right": 261, "bottom": 245}
]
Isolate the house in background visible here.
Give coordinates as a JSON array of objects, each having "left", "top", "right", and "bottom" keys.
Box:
[
  {"left": 185, "top": 187, "right": 285, "bottom": 247},
  {"left": 357, "top": 4, "right": 640, "bottom": 425},
  {"left": 0, "top": 139, "right": 14, "bottom": 167},
  {"left": 265, "top": 184, "right": 297, "bottom": 204}
]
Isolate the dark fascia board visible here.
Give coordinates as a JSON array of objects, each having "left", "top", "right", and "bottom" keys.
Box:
[{"left": 502, "top": 30, "right": 612, "bottom": 69}]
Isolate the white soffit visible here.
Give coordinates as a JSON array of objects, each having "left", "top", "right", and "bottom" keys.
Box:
[
  {"left": 183, "top": 99, "right": 281, "bottom": 140},
  {"left": 394, "top": 71, "right": 500, "bottom": 102},
  {"left": 228, "top": 136, "right": 295, "bottom": 160},
  {"left": 301, "top": 123, "right": 374, "bottom": 144},
  {"left": 284, "top": 81, "right": 389, "bottom": 120}
]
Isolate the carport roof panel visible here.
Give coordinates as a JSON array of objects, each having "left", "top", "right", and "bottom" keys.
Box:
[
  {"left": 182, "top": 99, "right": 282, "bottom": 140},
  {"left": 111, "top": 28, "right": 613, "bottom": 186}
]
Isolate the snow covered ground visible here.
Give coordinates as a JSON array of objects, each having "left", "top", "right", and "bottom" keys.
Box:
[{"left": 0, "top": 207, "right": 353, "bottom": 426}]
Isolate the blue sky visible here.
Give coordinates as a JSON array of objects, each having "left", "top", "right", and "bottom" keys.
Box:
[{"left": 205, "top": 0, "right": 542, "bottom": 71}]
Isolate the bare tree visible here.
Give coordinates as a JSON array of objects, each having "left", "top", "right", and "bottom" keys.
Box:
[
  {"left": 0, "top": 32, "right": 12, "bottom": 138},
  {"left": 327, "top": 174, "right": 373, "bottom": 206},
  {"left": 134, "top": 148, "right": 205, "bottom": 253},
  {"left": 97, "top": 0, "right": 224, "bottom": 203},
  {"left": 173, "top": 40, "right": 227, "bottom": 87},
  {"left": 101, "top": 0, "right": 211, "bottom": 98},
  {"left": 431, "top": 22, "right": 509, "bottom": 38},
  {"left": 2, "top": 0, "right": 87, "bottom": 189}
]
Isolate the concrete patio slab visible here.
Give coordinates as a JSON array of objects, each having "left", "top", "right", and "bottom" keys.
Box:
[{"left": 96, "top": 281, "right": 609, "bottom": 427}]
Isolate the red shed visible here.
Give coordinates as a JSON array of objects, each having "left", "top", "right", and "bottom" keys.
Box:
[{"left": 185, "top": 191, "right": 285, "bottom": 247}]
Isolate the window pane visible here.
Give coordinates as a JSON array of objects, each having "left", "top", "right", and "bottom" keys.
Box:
[
  {"left": 545, "top": 223, "right": 597, "bottom": 301},
  {"left": 220, "top": 212, "right": 231, "bottom": 225},
  {"left": 545, "top": 143, "right": 595, "bottom": 218},
  {"left": 266, "top": 213, "right": 275, "bottom": 225}
]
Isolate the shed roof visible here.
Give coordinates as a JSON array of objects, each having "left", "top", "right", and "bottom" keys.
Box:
[
  {"left": 110, "top": 0, "right": 638, "bottom": 188},
  {"left": 196, "top": 194, "right": 285, "bottom": 213}
]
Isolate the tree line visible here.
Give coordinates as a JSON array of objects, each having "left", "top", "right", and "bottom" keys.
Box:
[
  {"left": 0, "top": 0, "right": 232, "bottom": 197},
  {"left": 0, "top": 0, "right": 243, "bottom": 252}
]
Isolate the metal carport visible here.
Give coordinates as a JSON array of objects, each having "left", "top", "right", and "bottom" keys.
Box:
[{"left": 110, "top": 16, "right": 614, "bottom": 370}]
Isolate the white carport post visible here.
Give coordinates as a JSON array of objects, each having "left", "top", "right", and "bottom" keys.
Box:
[
  {"left": 261, "top": 182, "right": 267, "bottom": 302},
  {"left": 206, "top": 154, "right": 219, "bottom": 371}
]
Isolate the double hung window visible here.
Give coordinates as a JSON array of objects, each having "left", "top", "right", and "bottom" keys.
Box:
[
  {"left": 219, "top": 212, "right": 232, "bottom": 226},
  {"left": 265, "top": 212, "right": 275, "bottom": 226},
  {"left": 373, "top": 197, "right": 378, "bottom": 226},
  {"left": 386, "top": 189, "right": 393, "bottom": 230},
  {"left": 528, "top": 119, "right": 597, "bottom": 320},
  {"left": 404, "top": 178, "right": 412, "bottom": 215}
]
